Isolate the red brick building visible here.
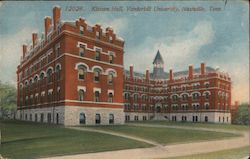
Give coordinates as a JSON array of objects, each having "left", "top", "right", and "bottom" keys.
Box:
[
  {"left": 16, "top": 6, "right": 232, "bottom": 125},
  {"left": 16, "top": 6, "right": 125, "bottom": 125},
  {"left": 124, "top": 50, "right": 232, "bottom": 123}
]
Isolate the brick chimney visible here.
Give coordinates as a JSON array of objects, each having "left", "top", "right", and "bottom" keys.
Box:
[
  {"left": 130, "top": 65, "right": 134, "bottom": 80},
  {"left": 22, "top": 44, "right": 27, "bottom": 57},
  {"left": 201, "top": 62, "right": 205, "bottom": 75},
  {"left": 188, "top": 65, "right": 193, "bottom": 80},
  {"left": 146, "top": 68, "right": 149, "bottom": 81},
  {"left": 32, "top": 33, "right": 37, "bottom": 48},
  {"left": 53, "top": 6, "right": 61, "bottom": 30},
  {"left": 169, "top": 68, "right": 173, "bottom": 81},
  {"left": 44, "top": 16, "right": 52, "bottom": 40}
]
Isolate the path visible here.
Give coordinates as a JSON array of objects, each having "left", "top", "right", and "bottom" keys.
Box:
[{"left": 43, "top": 124, "right": 249, "bottom": 159}]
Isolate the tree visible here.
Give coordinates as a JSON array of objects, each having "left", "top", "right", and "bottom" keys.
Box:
[
  {"left": 0, "top": 82, "right": 17, "bottom": 119},
  {"left": 234, "top": 103, "right": 250, "bottom": 125}
]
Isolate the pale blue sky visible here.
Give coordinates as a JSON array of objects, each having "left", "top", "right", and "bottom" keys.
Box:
[{"left": 0, "top": 1, "right": 249, "bottom": 103}]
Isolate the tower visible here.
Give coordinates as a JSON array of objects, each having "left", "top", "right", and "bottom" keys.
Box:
[{"left": 152, "top": 50, "right": 165, "bottom": 79}]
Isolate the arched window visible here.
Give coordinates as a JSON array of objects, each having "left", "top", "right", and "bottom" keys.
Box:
[
  {"left": 78, "top": 65, "right": 87, "bottom": 80},
  {"left": 172, "top": 95, "right": 178, "bottom": 102},
  {"left": 108, "top": 92, "right": 113, "bottom": 103},
  {"left": 94, "top": 68, "right": 101, "bottom": 82},
  {"left": 55, "top": 65, "right": 61, "bottom": 80},
  {"left": 95, "top": 114, "right": 101, "bottom": 124},
  {"left": 205, "top": 92, "right": 209, "bottom": 100},
  {"left": 78, "top": 89, "right": 84, "bottom": 101},
  {"left": 109, "top": 114, "right": 114, "bottom": 124},
  {"left": 107, "top": 72, "right": 114, "bottom": 84},
  {"left": 40, "top": 72, "right": 45, "bottom": 81},
  {"left": 182, "top": 94, "right": 188, "bottom": 101},
  {"left": 94, "top": 91, "right": 100, "bottom": 102},
  {"left": 124, "top": 93, "right": 130, "bottom": 100},
  {"left": 79, "top": 112, "right": 86, "bottom": 124},
  {"left": 47, "top": 69, "right": 53, "bottom": 83},
  {"left": 192, "top": 93, "right": 199, "bottom": 100},
  {"left": 34, "top": 76, "right": 38, "bottom": 83}
]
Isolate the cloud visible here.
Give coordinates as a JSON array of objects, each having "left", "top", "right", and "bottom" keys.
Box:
[
  {"left": 0, "top": 27, "right": 38, "bottom": 85},
  {"left": 125, "top": 21, "right": 214, "bottom": 71}
]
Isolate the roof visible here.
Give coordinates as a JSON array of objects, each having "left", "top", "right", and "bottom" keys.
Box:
[
  {"left": 124, "top": 66, "right": 216, "bottom": 79},
  {"left": 153, "top": 50, "right": 164, "bottom": 64}
]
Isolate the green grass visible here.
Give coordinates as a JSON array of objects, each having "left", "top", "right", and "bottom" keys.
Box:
[
  {"left": 90, "top": 125, "right": 240, "bottom": 145},
  {"left": 165, "top": 146, "right": 250, "bottom": 159},
  {"left": 0, "top": 120, "right": 151, "bottom": 159},
  {"left": 129, "top": 121, "right": 249, "bottom": 131}
]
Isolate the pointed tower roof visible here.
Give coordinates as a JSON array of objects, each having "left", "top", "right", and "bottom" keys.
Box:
[{"left": 153, "top": 50, "right": 164, "bottom": 64}]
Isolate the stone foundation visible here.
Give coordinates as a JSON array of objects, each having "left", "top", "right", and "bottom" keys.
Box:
[
  {"left": 16, "top": 106, "right": 125, "bottom": 126},
  {"left": 125, "top": 111, "right": 231, "bottom": 124}
]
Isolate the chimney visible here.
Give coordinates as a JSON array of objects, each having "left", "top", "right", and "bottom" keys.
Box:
[
  {"left": 22, "top": 45, "right": 27, "bottom": 57},
  {"left": 130, "top": 65, "right": 134, "bottom": 80},
  {"left": 146, "top": 69, "right": 149, "bottom": 81},
  {"left": 44, "top": 16, "right": 52, "bottom": 40},
  {"left": 32, "top": 33, "right": 38, "bottom": 48},
  {"left": 169, "top": 68, "right": 173, "bottom": 81},
  {"left": 188, "top": 65, "right": 193, "bottom": 80},
  {"left": 53, "top": 6, "right": 61, "bottom": 30},
  {"left": 201, "top": 62, "right": 205, "bottom": 75}
]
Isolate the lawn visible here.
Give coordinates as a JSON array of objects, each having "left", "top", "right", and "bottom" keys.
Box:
[
  {"left": 129, "top": 121, "right": 249, "bottom": 131},
  {"left": 90, "top": 125, "right": 240, "bottom": 145},
  {"left": 165, "top": 146, "right": 250, "bottom": 159},
  {"left": 0, "top": 120, "right": 151, "bottom": 159}
]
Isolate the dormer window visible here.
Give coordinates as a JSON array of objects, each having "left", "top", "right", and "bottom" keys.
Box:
[
  {"left": 80, "top": 26, "right": 84, "bottom": 35},
  {"left": 96, "top": 31, "right": 100, "bottom": 39}
]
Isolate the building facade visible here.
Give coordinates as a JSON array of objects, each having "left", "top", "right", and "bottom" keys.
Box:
[
  {"left": 16, "top": 6, "right": 232, "bottom": 125},
  {"left": 16, "top": 6, "right": 125, "bottom": 125},
  {"left": 124, "top": 51, "right": 232, "bottom": 123}
]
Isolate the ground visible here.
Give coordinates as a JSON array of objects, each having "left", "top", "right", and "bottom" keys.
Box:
[{"left": 0, "top": 120, "right": 249, "bottom": 159}]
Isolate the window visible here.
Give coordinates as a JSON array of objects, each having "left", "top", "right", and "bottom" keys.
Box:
[
  {"left": 94, "top": 91, "right": 100, "bottom": 102},
  {"left": 95, "top": 114, "right": 101, "bottom": 124},
  {"left": 79, "top": 113, "right": 86, "bottom": 124},
  {"left": 96, "top": 31, "right": 100, "bottom": 39},
  {"left": 47, "top": 113, "right": 51, "bottom": 123},
  {"left": 35, "top": 114, "right": 38, "bottom": 122},
  {"left": 47, "top": 69, "right": 53, "bottom": 83},
  {"left": 55, "top": 65, "right": 61, "bottom": 80},
  {"left": 94, "top": 68, "right": 101, "bottom": 82},
  {"left": 78, "top": 65, "right": 87, "bottom": 80},
  {"left": 80, "top": 26, "right": 84, "bottom": 34},
  {"left": 134, "top": 94, "right": 139, "bottom": 102},
  {"left": 95, "top": 49, "right": 101, "bottom": 61},
  {"left": 172, "top": 116, "right": 177, "bottom": 121},
  {"left": 34, "top": 76, "right": 38, "bottom": 84},
  {"left": 192, "top": 93, "right": 199, "bottom": 100},
  {"left": 172, "top": 95, "right": 178, "bottom": 102},
  {"left": 182, "top": 94, "right": 188, "bottom": 101},
  {"left": 205, "top": 103, "right": 209, "bottom": 109},
  {"left": 79, "top": 44, "right": 85, "bottom": 57},
  {"left": 205, "top": 92, "right": 209, "bottom": 100},
  {"left": 40, "top": 72, "right": 45, "bottom": 81},
  {"left": 125, "top": 115, "right": 130, "bottom": 121},
  {"left": 56, "top": 46, "right": 60, "bottom": 57},
  {"left": 109, "top": 36, "right": 113, "bottom": 43},
  {"left": 109, "top": 114, "right": 114, "bottom": 124},
  {"left": 108, "top": 92, "right": 113, "bottom": 103},
  {"left": 134, "top": 116, "right": 139, "bottom": 121},
  {"left": 124, "top": 93, "right": 130, "bottom": 100},
  {"left": 40, "top": 113, "right": 44, "bottom": 123},
  {"left": 107, "top": 72, "right": 114, "bottom": 84},
  {"left": 109, "top": 54, "right": 114, "bottom": 64},
  {"left": 205, "top": 116, "right": 208, "bottom": 122},
  {"left": 78, "top": 89, "right": 84, "bottom": 101}
]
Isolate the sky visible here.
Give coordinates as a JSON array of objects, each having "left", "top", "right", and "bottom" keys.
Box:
[{"left": 0, "top": 1, "right": 249, "bottom": 103}]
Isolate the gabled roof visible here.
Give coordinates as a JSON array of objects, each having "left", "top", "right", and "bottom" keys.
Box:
[{"left": 153, "top": 50, "right": 164, "bottom": 64}]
